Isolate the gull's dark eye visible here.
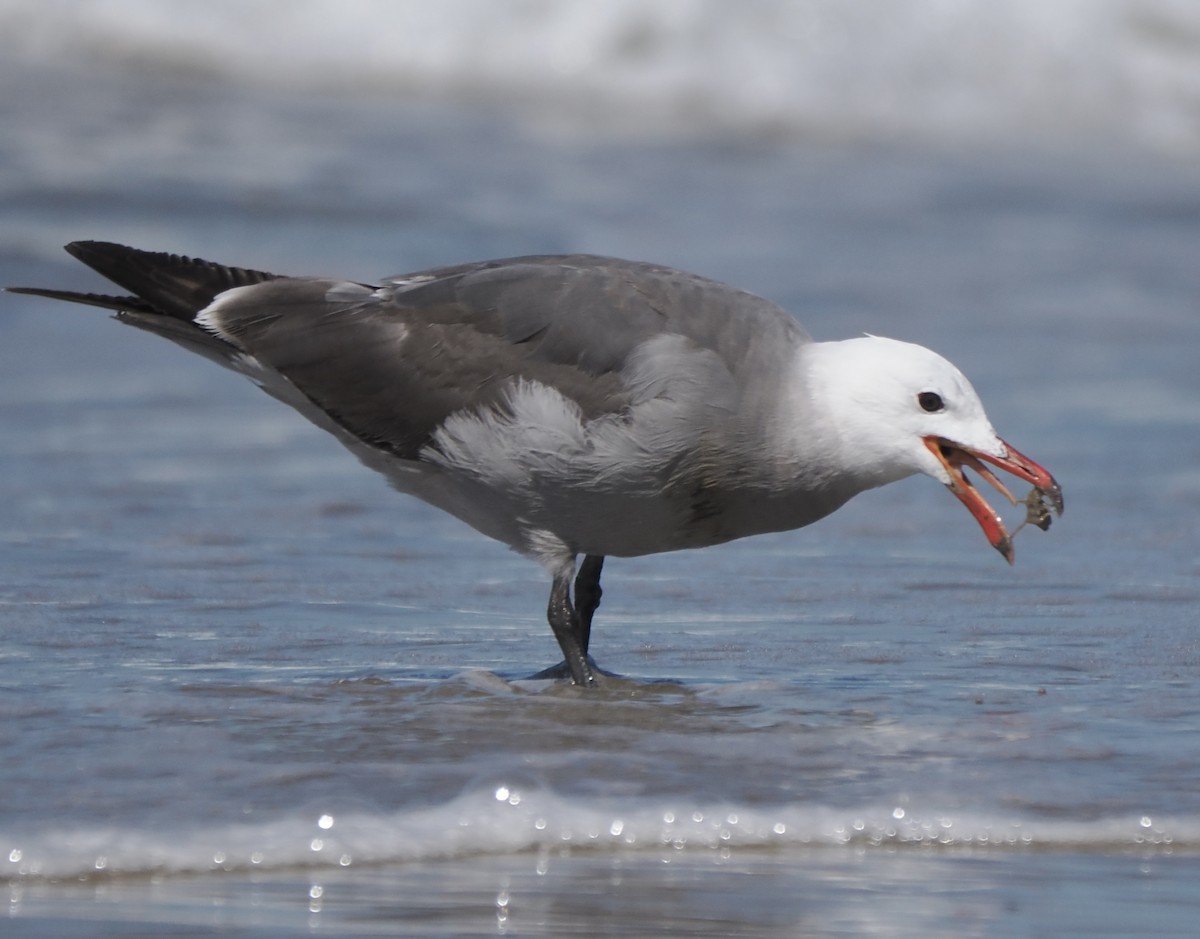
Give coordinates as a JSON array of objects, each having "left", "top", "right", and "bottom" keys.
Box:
[{"left": 917, "top": 391, "right": 945, "bottom": 413}]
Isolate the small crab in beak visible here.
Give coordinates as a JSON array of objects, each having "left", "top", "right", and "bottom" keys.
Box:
[{"left": 924, "top": 436, "right": 1063, "bottom": 563}]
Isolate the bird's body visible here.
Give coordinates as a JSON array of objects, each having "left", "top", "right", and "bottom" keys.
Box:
[{"left": 11, "top": 243, "right": 1062, "bottom": 686}]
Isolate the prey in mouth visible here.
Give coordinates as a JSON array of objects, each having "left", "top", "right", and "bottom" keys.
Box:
[{"left": 924, "top": 437, "right": 1064, "bottom": 563}]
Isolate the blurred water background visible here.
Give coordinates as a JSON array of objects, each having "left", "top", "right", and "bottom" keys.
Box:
[{"left": 2, "top": 2, "right": 1199, "bottom": 936}]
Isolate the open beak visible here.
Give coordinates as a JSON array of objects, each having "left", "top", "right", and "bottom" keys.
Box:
[{"left": 924, "top": 436, "right": 1063, "bottom": 564}]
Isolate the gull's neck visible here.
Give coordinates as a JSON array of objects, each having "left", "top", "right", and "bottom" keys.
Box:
[{"left": 773, "top": 339, "right": 920, "bottom": 496}]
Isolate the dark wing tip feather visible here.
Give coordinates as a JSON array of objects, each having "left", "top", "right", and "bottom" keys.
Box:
[
  {"left": 64, "top": 240, "right": 281, "bottom": 286},
  {"left": 59, "top": 241, "right": 285, "bottom": 321},
  {"left": 6, "top": 286, "right": 158, "bottom": 315}
]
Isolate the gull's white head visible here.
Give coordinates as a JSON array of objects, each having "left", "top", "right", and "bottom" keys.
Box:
[{"left": 800, "top": 335, "right": 1062, "bottom": 562}]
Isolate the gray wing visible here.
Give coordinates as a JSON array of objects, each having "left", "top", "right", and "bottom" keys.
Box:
[
  {"left": 15, "top": 244, "right": 812, "bottom": 461},
  {"left": 206, "top": 255, "right": 813, "bottom": 460}
]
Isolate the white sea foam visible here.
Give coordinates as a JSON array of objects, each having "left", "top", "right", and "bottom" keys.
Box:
[
  {"left": 5, "top": 786, "right": 1195, "bottom": 882},
  {"left": 4, "top": 0, "right": 1200, "bottom": 153}
]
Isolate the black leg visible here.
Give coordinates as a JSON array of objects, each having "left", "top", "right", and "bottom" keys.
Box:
[
  {"left": 573, "top": 554, "right": 605, "bottom": 654},
  {"left": 546, "top": 570, "right": 595, "bottom": 687}
]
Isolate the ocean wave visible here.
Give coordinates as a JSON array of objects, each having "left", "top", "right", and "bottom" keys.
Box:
[
  {"left": 4, "top": 0, "right": 1200, "bottom": 153},
  {"left": 5, "top": 783, "right": 1194, "bottom": 882}
]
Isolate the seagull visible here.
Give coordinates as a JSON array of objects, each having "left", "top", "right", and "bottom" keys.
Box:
[{"left": 11, "top": 242, "right": 1062, "bottom": 687}]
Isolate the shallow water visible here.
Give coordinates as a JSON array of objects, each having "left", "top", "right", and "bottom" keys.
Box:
[
  {"left": 3, "top": 45, "right": 1200, "bottom": 938},
  {"left": 9, "top": 850, "right": 1200, "bottom": 938}
]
